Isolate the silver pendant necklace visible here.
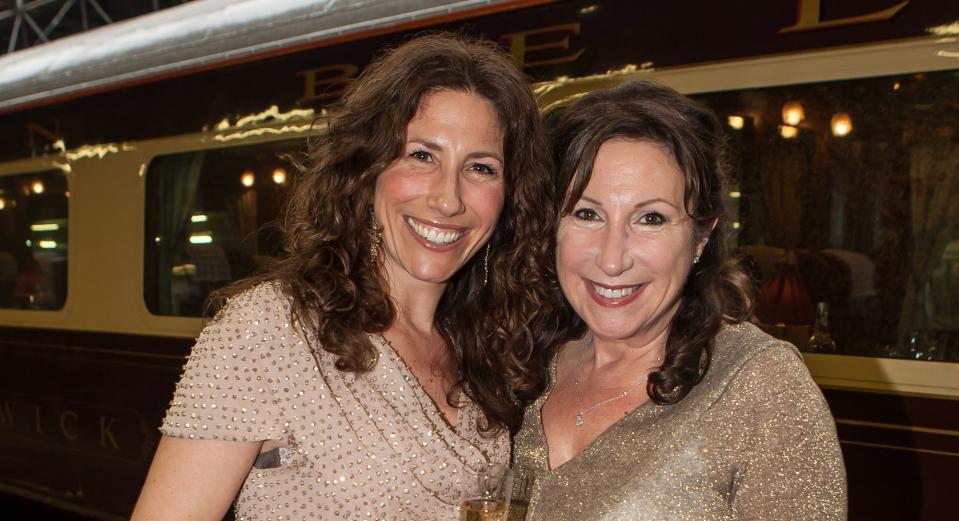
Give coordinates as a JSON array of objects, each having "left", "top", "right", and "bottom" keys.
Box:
[{"left": 573, "top": 335, "right": 650, "bottom": 427}]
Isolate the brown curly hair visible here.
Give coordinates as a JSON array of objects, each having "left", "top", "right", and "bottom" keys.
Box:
[
  {"left": 213, "top": 33, "right": 561, "bottom": 433},
  {"left": 549, "top": 79, "right": 755, "bottom": 404}
]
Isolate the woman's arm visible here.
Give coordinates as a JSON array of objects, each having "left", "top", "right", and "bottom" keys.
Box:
[
  {"left": 130, "top": 436, "right": 262, "bottom": 521},
  {"left": 728, "top": 345, "right": 847, "bottom": 520}
]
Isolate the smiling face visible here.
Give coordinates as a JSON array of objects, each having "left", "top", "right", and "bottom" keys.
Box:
[
  {"left": 374, "top": 89, "right": 506, "bottom": 290},
  {"left": 556, "top": 138, "right": 708, "bottom": 346}
]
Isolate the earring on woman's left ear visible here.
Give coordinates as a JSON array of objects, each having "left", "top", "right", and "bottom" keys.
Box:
[
  {"left": 483, "top": 243, "right": 491, "bottom": 287},
  {"left": 368, "top": 208, "right": 382, "bottom": 263},
  {"left": 693, "top": 255, "right": 700, "bottom": 264}
]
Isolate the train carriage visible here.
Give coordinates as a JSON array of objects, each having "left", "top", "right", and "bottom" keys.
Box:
[{"left": 0, "top": 0, "right": 957, "bottom": 519}]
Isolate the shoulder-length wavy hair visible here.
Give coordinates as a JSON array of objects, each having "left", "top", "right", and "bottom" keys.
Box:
[
  {"left": 213, "top": 33, "right": 561, "bottom": 433},
  {"left": 549, "top": 79, "right": 754, "bottom": 404}
]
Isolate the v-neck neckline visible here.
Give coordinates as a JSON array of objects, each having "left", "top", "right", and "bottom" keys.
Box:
[
  {"left": 537, "top": 348, "right": 661, "bottom": 473},
  {"left": 371, "top": 332, "right": 463, "bottom": 433}
]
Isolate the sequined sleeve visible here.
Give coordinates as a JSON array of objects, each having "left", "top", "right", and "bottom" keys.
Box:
[
  {"left": 724, "top": 344, "right": 848, "bottom": 520},
  {"left": 160, "top": 283, "right": 290, "bottom": 442}
]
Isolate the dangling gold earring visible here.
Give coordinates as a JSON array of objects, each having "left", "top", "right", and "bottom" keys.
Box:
[
  {"left": 368, "top": 207, "right": 382, "bottom": 264},
  {"left": 482, "top": 243, "right": 491, "bottom": 287}
]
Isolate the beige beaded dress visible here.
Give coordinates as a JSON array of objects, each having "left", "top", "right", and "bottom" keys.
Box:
[
  {"left": 161, "top": 283, "right": 508, "bottom": 520},
  {"left": 511, "top": 322, "right": 847, "bottom": 521}
]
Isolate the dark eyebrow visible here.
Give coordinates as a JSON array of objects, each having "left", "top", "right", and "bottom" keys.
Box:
[
  {"left": 578, "top": 195, "right": 679, "bottom": 210},
  {"left": 409, "top": 138, "right": 503, "bottom": 165},
  {"left": 635, "top": 197, "right": 679, "bottom": 210},
  {"left": 410, "top": 138, "right": 442, "bottom": 151},
  {"left": 466, "top": 150, "right": 504, "bottom": 164}
]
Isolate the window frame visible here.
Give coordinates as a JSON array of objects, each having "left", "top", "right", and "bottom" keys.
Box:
[
  {"left": 533, "top": 34, "right": 959, "bottom": 397},
  {"left": 136, "top": 121, "right": 315, "bottom": 333},
  {"left": 0, "top": 159, "right": 73, "bottom": 320}
]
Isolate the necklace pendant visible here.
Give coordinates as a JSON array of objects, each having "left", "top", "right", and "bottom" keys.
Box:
[{"left": 575, "top": 413, "right": 585, "bottom": 427}]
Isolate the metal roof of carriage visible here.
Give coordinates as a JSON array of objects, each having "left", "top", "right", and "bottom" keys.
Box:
[{"left": 0, "top": 0, "right": 521, "bottom": 113}]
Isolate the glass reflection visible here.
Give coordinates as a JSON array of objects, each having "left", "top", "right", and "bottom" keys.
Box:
[{"left": 691, "top": 69, "right": 959, "bottom": 362}]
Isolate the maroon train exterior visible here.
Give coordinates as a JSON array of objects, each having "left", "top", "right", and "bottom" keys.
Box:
[{"left": 1, "top": 1, "right": 957, "bottom": 520}]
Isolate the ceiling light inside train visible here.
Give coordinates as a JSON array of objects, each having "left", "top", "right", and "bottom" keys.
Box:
[
  {"left": 781, "top": 101, "right": 805, "bottom": 126},
  {"left": 779, "top": 125, "right": 799, "bottom": 139},
  {"left": 191, "top": 214, "right": 208, "bottom": 223},
  {"left": 831, "top": 113, "right": 853, "bottom": 137},
  {"left": 273, "top": 168, "right": 287, "bottom": 185},
  {"left": 39, "top": 240, "right": 58, "bottom": 249},
  {"left": 30, "top": 223, "right": 60, "bottom": 232},
  {"left": 32, "top": 181, "right": 45, "bottom": 194},
  {"left": 727, "top": 116, "right": 745, "bottom": 130},
  {"left": 0, "top": 199, "right": 5, "bottom": 210},
  {"left": 189, "top": 235, "right": 213, "bottom": 244},
  {"left": 241, "top": 171, "right": 255, "bottom": 187}
]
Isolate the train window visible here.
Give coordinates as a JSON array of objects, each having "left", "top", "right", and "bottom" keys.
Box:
[
  {"left": 0, "top": 169, "right": 69, "bottom": 310},
  {"left": 144, "top": 140, "right": 302, "bottom": 316},
  {"left": 688, "top": 69, "right": 959, "bottom": 362}
]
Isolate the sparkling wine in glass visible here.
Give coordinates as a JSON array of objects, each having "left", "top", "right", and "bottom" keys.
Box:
[{"left": 459, "top": 463, "right": 512, "bottom": 521}]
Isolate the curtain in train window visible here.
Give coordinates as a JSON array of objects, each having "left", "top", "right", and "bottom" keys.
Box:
[
  {"left": 692, "top": 69, "right": 959, "bottom": 362},
  {"left": 0, "top": 169, "right": 69, "bottom": 310},
  {"left": 144, "top": 140, "right": 301, "bottom": 316},
  {"left": 902, "top": 143, "right": 959, "bottom": 346}
]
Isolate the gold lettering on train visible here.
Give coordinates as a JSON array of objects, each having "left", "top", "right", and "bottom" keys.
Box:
[
  {"left": 0, "top": 400, "right": 15, "bottom": 426},
  {"left": 779, "top": 0, "right": 909, "bottom": 33},
  {"left": 34, "top": 405, "right": 43, "bottom": 435},
  {"left": 500, "top": 23, "right": 585, "bottom": 68},
  {"left": 59, "top": 410, "right": 79, "bottom": 441},
  {"left": 99, "top": 416, "right": 121, "bottom": 450},
  {"left": 297, "top": 64, "right": 360, "bottom": 104}
]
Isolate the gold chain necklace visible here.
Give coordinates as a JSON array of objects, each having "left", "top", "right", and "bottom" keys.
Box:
[{"left": 572, "top": 335, "right": 650, "bottom": 427}]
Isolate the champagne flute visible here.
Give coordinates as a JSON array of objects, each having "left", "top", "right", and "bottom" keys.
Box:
[
  {"left": 506, "top": 472, "right": 532, "bottom": 521},
  {"left": 459, "top": 463, "right": 513, "bottom": 521}
]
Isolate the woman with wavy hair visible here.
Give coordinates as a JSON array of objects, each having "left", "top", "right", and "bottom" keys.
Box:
[
  {"left": 511, "top": 80, "right": 846, "bottom": 520},
  {"left": 132, "top": 33, "right": 558, "bottom": 521}
]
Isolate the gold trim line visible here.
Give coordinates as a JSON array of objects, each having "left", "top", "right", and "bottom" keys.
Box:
[
  {"left": 835, "top": 418, "right": 959, "bottom": 437},
  {"left": 839, "top": 440, "right": 959, "bottom": 458}
]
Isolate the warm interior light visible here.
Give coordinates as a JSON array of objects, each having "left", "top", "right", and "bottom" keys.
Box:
[
  {"left": 30, "top": 223, "right": 60, "bottom": 232},
  {"left": 31, "top": 181, "right": 45, "bottom": 194},
  {"left": 0, "top": 199, "right": 5, "bottom": 210},
  {"left": 831, "top": 112, "right": 853, "bottom": 137},
  {"left": 191, "top": 214, "right": 208, "bottom": 223},
  {"left": 779, "top": 125, "right": 799, "bottom": 139},
  {"left": 729, "top": 191, "right": 742, "bottom": 199},
  {"left": 241, "top": 171, "right": 255, "bottom": 187},
  {"left": 579, "top": 5, "right": 598, "bottom": 15},
  {"left": 38, "top": 240, "right": 58, "bottom": 249},
  {"left": 189, "top": 234, "right": 213, "bottom": 244},
  {"left": 727, "top": 116, "right": 745, "bottom": 130},
  {"left": 893, "top": 82, "right": 901, "bottom": 90},
  {"left": 272, "top": 168, "right": 287, "bottom": 185},
  {"left": 732, "top": 222, "right": 741, "bottom": 229},
  {"left": 781, "top": 101, "right": 805, "bottom": 126}
]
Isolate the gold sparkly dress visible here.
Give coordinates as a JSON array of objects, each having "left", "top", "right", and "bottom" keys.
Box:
[
  {"left": 161, "top": 283, "right": 508, "bottom": 520},
  {"left": 511, "top": 322, "right": 847, "bottom": 521}
]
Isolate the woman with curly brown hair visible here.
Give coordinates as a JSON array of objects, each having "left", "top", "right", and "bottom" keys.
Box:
[
  {"left": 132, "top": 33, "right": 558, "bottom": 521},
  {"left": 511, "top": 80, "right": 846, "bottom": 520}
]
